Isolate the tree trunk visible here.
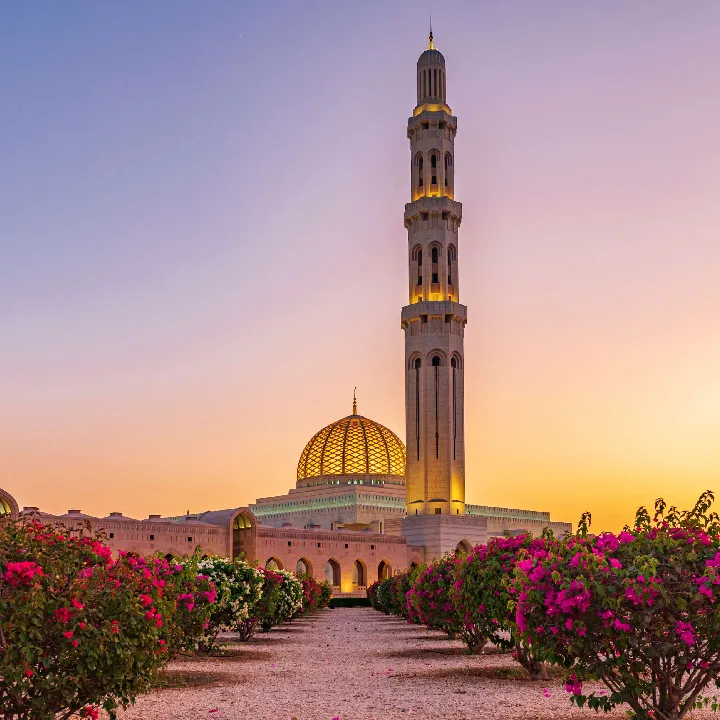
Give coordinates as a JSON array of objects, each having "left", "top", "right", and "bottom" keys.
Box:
[{"left": 515, "top": 643, "right": 549, "bottom": 680}]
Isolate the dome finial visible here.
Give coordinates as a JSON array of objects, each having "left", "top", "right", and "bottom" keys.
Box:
[
  {"left": 353, "top": 387, "right": 357, "bottom": 415},
  {"left": 428, "top": 13, "right": 434, "bottom": 50}
]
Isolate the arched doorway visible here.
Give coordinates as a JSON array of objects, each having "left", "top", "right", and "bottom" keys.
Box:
[
  {"left": 296, "top": 557, "right": 312, "bottom": 577},
  {"left": 378, "top": 560, "right": 392, "bottom": 581},
  {"left": 0, "top": 487, "right": 18, "bottom": 519},
  {"left": 232, "top": 513, "right": 253, "bottom": 560},
  {"left": 352, "top": 559, "right": 366, "bottom": 587},
  {"left": 455, "top": 539, "right": 473, "bottom": 555},
  {"left": 325, "top": 558, "right": 341, "bottom": 587},
  {"left": 266, "top": 557, "right": 283, "bottom": 571}
]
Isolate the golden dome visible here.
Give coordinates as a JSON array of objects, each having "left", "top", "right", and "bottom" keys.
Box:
[{"left": 297, "top": 402, "right": 406, "bottom": 486}]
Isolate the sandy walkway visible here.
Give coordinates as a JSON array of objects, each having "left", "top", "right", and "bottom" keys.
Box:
[{"left": 118, "top": 607, "right": 716, "bottom": 720}]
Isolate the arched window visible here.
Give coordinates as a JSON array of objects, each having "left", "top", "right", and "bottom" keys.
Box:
[
  {"left": 444, "top": 152, "right": 452, "bottom": 187},
  {"left": 431, "top": 154, "right": 437, "bottom": 169},
  {"left": 413, "top": 358, "right": 421, "bottom": 370},
  {"left": 430, "top": 154, "right": 437, "bottom": 185},
  {"left": 417, "top": 249, "right": 422, "bottom": 286},
  {"left": 266, "top": 557, "right": 282, "bottom": 571},
  {"left": 432, "top": 355, "right": 441, "bottom": 367},
  {"left": 417, "top": 155, "right": 424, "bottom": 188},
  {"left": 431, "top": 247, "right": 438, "bottom": 264}
]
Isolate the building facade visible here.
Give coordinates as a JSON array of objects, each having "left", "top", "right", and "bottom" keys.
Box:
[{"left": 1, "top": 33, "right": 571, "bottom": 595}]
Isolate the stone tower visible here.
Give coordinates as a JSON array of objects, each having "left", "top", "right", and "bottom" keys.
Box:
[{"left": 402, "top": 30, "right": 467, "bottom": 518}]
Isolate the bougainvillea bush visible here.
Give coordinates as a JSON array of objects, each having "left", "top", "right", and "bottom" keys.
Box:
[
  {"left": 121, "top": 552, "right": 215, "bottom": 657},
  {"left": 194, "top": 557, "right": 263, "bottom": 650},
  {"left": 373, "top": 577, "right": 396, "bottom": 614},
  {"left": 297, "top": 575, "right": 331, "bottom": 615},
  {"left": 276, "top": 568, "right": 304, "bottom": 620},
  {"left": 513, "top": 492, "right": 720, "bottom": 719},
  {"left": 407, "top": 556, "right": 463, "bottom": 638},
  {"left": 367, "top": 580, "right": 381, "bottom": 609},
  {"left": 0, "top": 519, "right": 214, "bottom": 720},
  {"left": 454, "top": 534, "right": 556, "bottom": 670},
  {"left": 257, "top": 567, "right": 304, "bottom": 631},
  {"left": 390, "top": 567, "right": 421, "bottom": 621}
]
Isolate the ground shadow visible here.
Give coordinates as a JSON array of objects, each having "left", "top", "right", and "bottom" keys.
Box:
[
  {"left": 176, "top": 648, "right": 273, "bottom": 663},
  {"left": 401, "top": 665, "right": 563, "bottom": 683},
  {"left": 379, "top": 647, "right": 470, "bottom": 659},
  {"left": 151, "top": 669, "right": 245, "bottom": 691}
]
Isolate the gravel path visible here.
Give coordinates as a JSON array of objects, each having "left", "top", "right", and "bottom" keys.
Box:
[{"left": 118, "top": 607, "right": 716, "bottom": 720}]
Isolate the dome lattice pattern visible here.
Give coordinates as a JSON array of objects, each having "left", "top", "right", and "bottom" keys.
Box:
[{"left": 297, "top": 414, "right": 406, "bottom": 482}]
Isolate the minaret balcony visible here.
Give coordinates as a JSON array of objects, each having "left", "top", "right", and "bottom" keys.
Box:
[
  {"left": 404, "top": 196, "right": 462, "bottom": 227},
  {"left": 401, "top": 300, "right": 467, "bottom": 329}
]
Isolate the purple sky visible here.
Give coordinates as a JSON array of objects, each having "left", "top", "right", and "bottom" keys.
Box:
[{"left": 2, "top": 2, "right": 719, "bottom": 530}]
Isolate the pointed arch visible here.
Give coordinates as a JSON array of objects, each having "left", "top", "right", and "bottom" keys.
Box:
[
  {"left": 352, "top": 559, "right": 367, "bottom": 587},
  {"left": 325, "top": 558, "right": 341, "bottom": 587},
  {"left": 0, "top": 487, "right": 18, "bottom": 519}
]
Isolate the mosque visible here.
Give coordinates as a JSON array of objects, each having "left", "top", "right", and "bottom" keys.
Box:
[{"left": 0, "top": 32, "right": 570, "bottom": 595}]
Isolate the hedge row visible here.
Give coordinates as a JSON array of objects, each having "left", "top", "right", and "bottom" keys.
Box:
[
  {"left": 0, "top": 518, "right": 331, "bottom": 719},
  {"left": 368, "top": 493, "right": 720, "bottom": 720}
]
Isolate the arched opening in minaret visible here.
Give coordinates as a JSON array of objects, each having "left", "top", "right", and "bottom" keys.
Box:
[
  {"left": 412, "top": 245, "right": 423, "bottom": 287},
  {"left": 444, "top": 152, "right": 453, "bottom": 188},
  {"left": 448, "top": 245, "right": 456, "bottom": 287},
  {"left": 431, "top": 246, "right": 439, "bottom": 284},
  {"left": 325, "top": 558, "right": 341, "bottom": 587},
  {"left": 430, "top": 153, "right": 438, "bottom": 186},
  {"left": 415, "top": 153, "right": 424, "bottom": 188}
]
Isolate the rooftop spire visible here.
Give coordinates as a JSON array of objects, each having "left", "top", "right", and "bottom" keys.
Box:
[
  {"left": 428, "top": 14, "right": 434, "bottom": 50},
  {"left": 353, "top": 387, "right": 357, "bottom": 415}
]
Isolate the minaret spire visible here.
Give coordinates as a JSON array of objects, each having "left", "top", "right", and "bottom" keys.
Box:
[
  {"left": 352, "top": 387, "right": 357, "bottom": 415},
  {"left": 428, "top": 14, "right": 434, "bottom": 50}
]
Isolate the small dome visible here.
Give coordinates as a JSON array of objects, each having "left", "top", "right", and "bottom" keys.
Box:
[
  {"left": 297, "top": 406, "right": 406, "bottom": 486},
  {"left": 418, "top": 48, "right": 445, "bottom": 67}
]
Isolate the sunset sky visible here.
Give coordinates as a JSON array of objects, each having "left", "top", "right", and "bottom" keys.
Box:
[{"left": 2, "top": 2, "right": 719, "bottom": 532}]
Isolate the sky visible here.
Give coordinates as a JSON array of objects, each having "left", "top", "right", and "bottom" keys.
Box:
[{"left": 1, "top": 2, "right": 719, "bottom": 532}]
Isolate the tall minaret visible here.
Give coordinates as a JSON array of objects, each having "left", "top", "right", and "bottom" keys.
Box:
[{"left": 402, "top": 30, "right": 467, "bottom": 517}]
